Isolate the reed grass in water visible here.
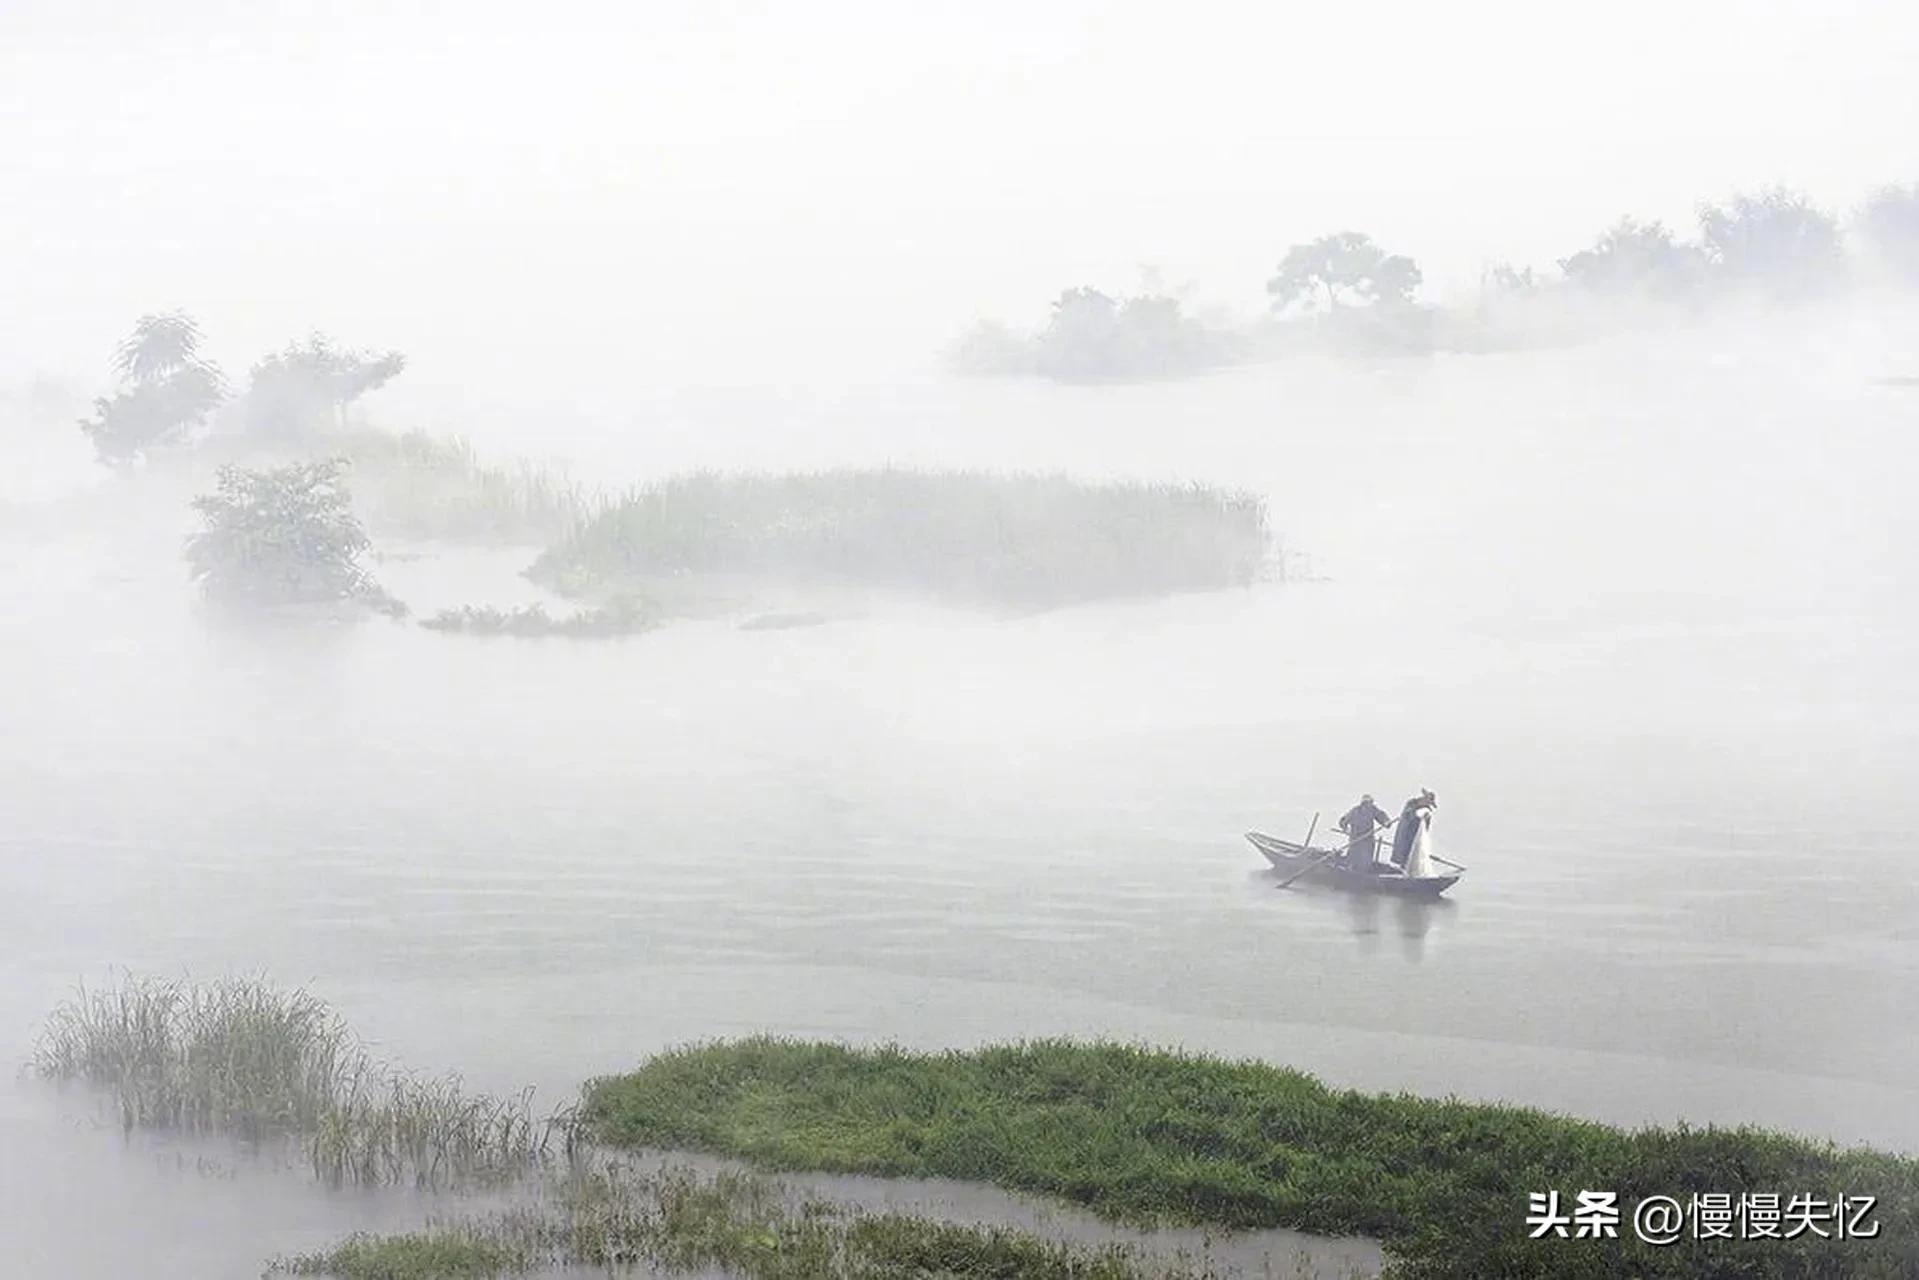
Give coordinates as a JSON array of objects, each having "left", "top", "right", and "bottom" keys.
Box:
[
  {"left": 337, "top": 429, "right": 593, "bottom": 544},
  {"left": 525, "top": 469, "right": 1270, "bottom": 608},
  {"left": 272, "top": 1163, "right": 1234, "bottom": 1280},
  {"left": 31, "top": 975, "right": 554, "bottom": 1188}
]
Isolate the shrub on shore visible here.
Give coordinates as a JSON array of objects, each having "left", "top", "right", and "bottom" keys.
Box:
[
  {"left": 579, "top": 1038, "right": 1919, "bottom": 1280},
  {"left": 186, "top": 460, "right": 406, "bottom": 616},
  {"left": 525, "top": 469, "right": 1270, "bottom": 609}
]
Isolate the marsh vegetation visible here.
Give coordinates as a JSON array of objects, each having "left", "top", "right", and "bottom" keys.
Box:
[
  {"left": 31, "top": 976, "right": 557, "bottom": 1188},
  {"left": 580, "top": 1038, "right": 1919, "bottom": 1279},
  {"left": 273, "top": 1164, "right": 1230, "bottom": 1280},
  {"left": 419, "top": 596, "right": 658, "bottom": 639},
  {"left": 330, "top": 429, "right": 591, "bottom": 545},
  {"left": 526, "top": 470, "right": 1270, "bottom": 609}
]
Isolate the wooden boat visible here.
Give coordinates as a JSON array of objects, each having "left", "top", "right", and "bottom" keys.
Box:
[{"left": 1245, "top": 831, "right": 1460, "bottom": 898}]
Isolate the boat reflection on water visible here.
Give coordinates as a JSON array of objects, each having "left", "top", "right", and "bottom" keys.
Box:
[{"left": 1341, "top": 888, "right": 1457, "bottom": 960}]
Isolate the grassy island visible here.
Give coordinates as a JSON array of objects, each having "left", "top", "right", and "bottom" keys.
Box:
[
  {"left": 524, "top": 470, "right": 1271, "bottom": 609},
  {"left": 579, "top": 1038, "right": 1919, "bottom": 1279}
]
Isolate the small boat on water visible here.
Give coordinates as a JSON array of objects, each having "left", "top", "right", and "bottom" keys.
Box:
[{"left": 1246, "top": 831, "right": 1461, "bottom": 898}]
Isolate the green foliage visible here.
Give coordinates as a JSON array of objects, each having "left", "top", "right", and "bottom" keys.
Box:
[
  {"left": 185, "top": 460, "right": 403, "bottom": 613},
  {"left": 112, "top": 312, "right": 216, "bottom": 383},
  {"left": 1558, "top": 218, "right": 1706, "bottom": 298},
  {"left": 1697, "top": 187, "right": 1845, "bottom": 300},
  {"left": 80, "top": 312, "right": 226, "bottom": 462},
  {"left": 1267, "top": 233, "right": 1422, "bottom": 313},
  {"left": 275, "top": 1232, "right": 530, "bottom": 1279},
  {"left": 419, "top": 596, "right": 657, "bottom": 638},
  {"left": 241, "top": 334, "right": 406, "bottom": 437},
  {"left": 33, "top": 975, "right": 550, "bottom": 1188},
  {"left": 1858, "top": 183, "right": 1919, "bottom": 286},
  {"left": 525, "top": 470, "right": 1269, "bottom": 609},
  {"left": 272, "top": 1164, "right": 1222, "bottom": 1280},
  {"left": 580, "top": 1038, "right": 1919, "bottom": 1280}
]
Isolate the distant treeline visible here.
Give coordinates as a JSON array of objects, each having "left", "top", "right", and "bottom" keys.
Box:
[
  {"left": 78, "top": 314, "right": 406, "bottom": 464},
  {"left": 956, "top": 181, "right": 1919, "bottom": 379}
]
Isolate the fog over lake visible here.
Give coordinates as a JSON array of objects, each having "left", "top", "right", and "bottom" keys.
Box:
[{"left": 4, "top": 2, "right": 1918, "bottom": 1276}]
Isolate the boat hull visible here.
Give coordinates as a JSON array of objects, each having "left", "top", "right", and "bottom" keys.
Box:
[{"left": 1246, "top": 831, "right": 1459, "bottom": 898}]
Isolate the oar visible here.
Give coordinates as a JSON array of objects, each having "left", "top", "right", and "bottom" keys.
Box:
[
  {"left": 1276, "top": 813, "right": 1405, "bottom": 889},
  {"left": 1274, "top": 811, "right": 1333, "bottom": 890}
]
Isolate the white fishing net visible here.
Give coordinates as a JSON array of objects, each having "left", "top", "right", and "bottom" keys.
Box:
[{"left": 1403, "top": 815, "right": 1436, "bottom": 878}]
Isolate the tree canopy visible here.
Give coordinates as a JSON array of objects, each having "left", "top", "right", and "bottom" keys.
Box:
[
  {"left": 242, "top": 334, "right": 406, "bottom": 437},
  {"left": 1557, "top": 218, "right": 1705, "bottom": 298},
  {"left": 1857, "top": 183, "right": 1919, "bottom": 286},
  {"left": 1266, "top": 232, "right": 1421, "bottom": 313},
  {"left": 79, "top": 313, "right": 227, "bottom": 463},
  {"left": 1697, "top": 187, "right": 1844, "bottom": 300}
]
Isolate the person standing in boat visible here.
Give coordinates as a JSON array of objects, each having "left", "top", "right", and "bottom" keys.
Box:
[
  {"left": 1389, "top": 790, "right": 1437, "bottom": 869},
  {"left": 1338, "top": 794, "right": 1391, "bottom": 871}
]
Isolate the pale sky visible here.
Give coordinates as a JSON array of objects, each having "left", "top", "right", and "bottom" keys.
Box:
[{"left": 5, "top": 0, "right": 1916, "bottom": 391}]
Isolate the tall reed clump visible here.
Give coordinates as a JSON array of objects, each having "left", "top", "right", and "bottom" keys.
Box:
[
  {"left": 30, "top": 975, "right": 554, "bottom": 1188},
  {"left": 272, "top": 1163, "right": 1230, "bottom": 1280},
  {"left": 524, "top": 469, "right": 1270, "bottom": 608},
  {"left": 337, "top": 429, "right": 593, "bottom": 544}
]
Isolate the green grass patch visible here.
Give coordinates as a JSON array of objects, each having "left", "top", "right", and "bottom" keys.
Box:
[
  {"left": 276, "top": 1230, "right": 531, "bottom": 1279},
  {"left": 271, "top": 1164, "right": 1226, "bottom": 1279},
  {"left": 525, "top": 469, "right": 1269, "bottom": 608},
  {"left": 579, "top": 1038, "right": 1919, "bottom": 1279}
]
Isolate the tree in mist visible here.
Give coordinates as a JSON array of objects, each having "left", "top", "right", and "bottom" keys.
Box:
[
  {"left": 1856, "top": 183, "right": 1919, "bottom": 286},
  {"left": 949, "top": 319, "right": 1035, "bottom": 376},
  {"left": 1696, "top": 187, "right": 1844, "bottom": 300},
  {"left": 186, "top": 459, "right": 403, "bottom": 614},
  {"left": 78, "top": 312, "right": 226, "bottom": 463},
  {"left": 1480, "top": 262, "right": 1544, "bottom": 298},
  {"left": 240, "top": 334, "right": 406, "bottom": 437},
  {"left": 1557, "top": 218, "right": 1705, "bottom": 298},
  {"left": 1026, "top": 287, "right": 1229, "bottom": 380},
  {"left": 1265, "top": 233, "right": 1422, "bottom": 314}
]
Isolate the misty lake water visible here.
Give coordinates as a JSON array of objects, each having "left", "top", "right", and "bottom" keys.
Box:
[{"left": 2, "top": 320, "right": 1916, "bottom": 1276}]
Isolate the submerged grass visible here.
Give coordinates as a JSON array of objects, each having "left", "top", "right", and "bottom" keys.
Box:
[
  {"left": 525, "top": 469, "right": 1270, "bottom": 608},
  {"left": 579, "top": 1038, "right": 1919, "bottom": 1279},
  {"left": 273, "top": 1163, "right": 1231, "bottom": 1280},
  {"left": 31, "top": 976, "right": 555, "bottom": 1188},
  {"left": 418, "top": 596, "right": 658, "bottom": 638}
]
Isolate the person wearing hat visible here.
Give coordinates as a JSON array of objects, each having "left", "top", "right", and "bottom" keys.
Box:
[
  {"left": 1390, "top": 789, "right": 1437, "bottom": 868},
  {"left": 1338, "top": 794, "right": 1391, "bottom": 871}
]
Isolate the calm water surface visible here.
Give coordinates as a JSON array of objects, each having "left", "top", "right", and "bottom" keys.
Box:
[{"left": 2, "top": 330, "right": 1915, "bottom": 1275}]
